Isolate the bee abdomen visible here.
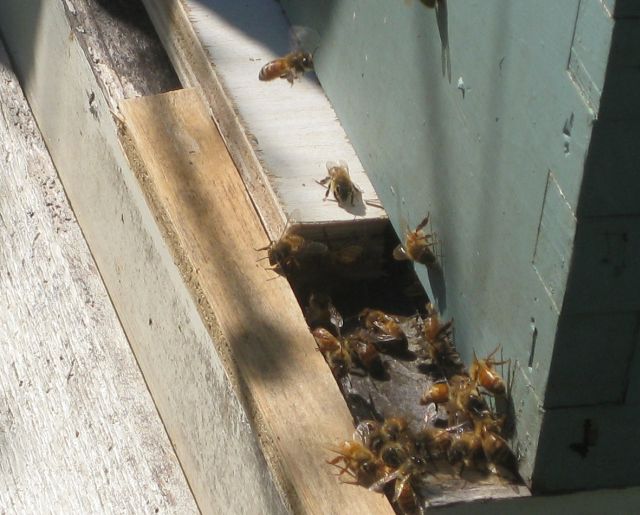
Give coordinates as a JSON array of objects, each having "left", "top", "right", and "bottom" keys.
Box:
[{"left": 259, "top": 60, "right": 285, "bottom": 81}]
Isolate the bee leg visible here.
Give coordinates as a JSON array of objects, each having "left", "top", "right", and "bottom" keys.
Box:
[{"left": 416, "top": 213, "right": 431, "bottom": 232}]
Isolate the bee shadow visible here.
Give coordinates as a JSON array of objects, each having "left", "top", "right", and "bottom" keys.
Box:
[
  {"left": 427, "top": 263, "right": 447, "bottom": 312},
  {"left": 326, "top": 188, "right": 367, "bottom": 217}
]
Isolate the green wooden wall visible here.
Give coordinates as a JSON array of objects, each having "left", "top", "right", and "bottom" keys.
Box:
[{"left": 280, "top": 0, "right": 640, "bottom": 491}]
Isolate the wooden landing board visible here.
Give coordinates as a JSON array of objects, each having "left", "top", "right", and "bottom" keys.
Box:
[
  {"left": 141, "top": 0, "right": 386, "bottom": 238},
  {"left": 0, "top": 42, "right": 196, "bottom": 514},
  {"left": 120, "top": 88, "right": 393, "bottom": 515}
]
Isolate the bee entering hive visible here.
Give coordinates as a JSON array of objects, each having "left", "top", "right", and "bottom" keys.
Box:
[{"left": 256, "top": 218, "right": 527, "bottom": 513}]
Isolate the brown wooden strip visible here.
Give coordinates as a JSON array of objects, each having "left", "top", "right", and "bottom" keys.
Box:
[{"left": 120, "top": 88, "right": 393, "bottom": 515}]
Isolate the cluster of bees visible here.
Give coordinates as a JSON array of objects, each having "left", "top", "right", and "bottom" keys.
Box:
[
  {"left": 317, "top": 301, "right": 519, "bottom": 514},
  {"left": 258, "top": 23, "right": 519, "bottom": 515},
  {"left": 257, "top": 210, "right": 520, "bottom": 513}
]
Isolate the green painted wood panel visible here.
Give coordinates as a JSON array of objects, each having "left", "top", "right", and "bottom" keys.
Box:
[{"left": 280, "top": 0, "right": 640, "bottom": 491}]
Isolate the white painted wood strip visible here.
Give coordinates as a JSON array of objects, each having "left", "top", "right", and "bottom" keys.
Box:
[
  {"left": 184, "top": 0, "right": 385, "bottom": 224},
  {"left": 0, "top": 43, "right": 197, "bottom": 514}
]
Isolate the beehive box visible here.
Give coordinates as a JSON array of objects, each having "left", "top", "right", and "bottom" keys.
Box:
[
  {"left": 2, "top": 0, "right": 640, "bottom": 513},
  {"left": 279, "top": 0, "right": 640, "bottom": 492}
]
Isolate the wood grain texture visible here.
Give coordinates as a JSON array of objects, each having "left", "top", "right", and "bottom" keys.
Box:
[
  {"left": 120, "top": 88, "right": 394, "bottom": 515},
  {"left": 0, "top": 42, "right": 197, "bottom": 514},
  {"left": 140, "top": 0, "right": 386, "bottom": 240},
  {"left": 0, "top": 2, "right": 291, "bottom": 513}
]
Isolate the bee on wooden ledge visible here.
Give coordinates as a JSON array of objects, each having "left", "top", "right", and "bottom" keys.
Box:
[{"left": 258, "top": 51, "right": 314, "bottom": 85}]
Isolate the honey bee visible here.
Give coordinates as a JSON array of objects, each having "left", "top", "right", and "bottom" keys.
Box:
[
  {"left": 474, "top": 417, "right": 519, "bottom": 478},
  {"left": 421, "top": 303, "right": 461, "bottom": 368},
  {"left": 379, "top": 441, "right": 410, "bottom": 470},
  {"left": 359, "top": 308, "right": 408, "bottom": 351},
  {"left": 446, "top": 374, "right": 490, "bottom": 425},
  {"left": 469, "top": 346, "right": 508, "bottom": 396},
  {"left": 395, "top": 479, "right": 423, "bottom": 515},
  {"left": 257, "top": 226, "right": 328, "bottom": 275},
  {"left": 420, "top": 380, "right": 449, "bottom": 405},
  {"left": 312, "top": 328, "right": 352, "bottom": 378},
  {"left": 318, "top": 161, "right": 362, "bottom": 206},
  {"left": 371, "top": 451, "right": 429, "bottom": 510},
  {"left": 355, "top": 417, "right": 410, "bottom": 455},
  {"left": 345, "top": 334, "right": 385, "bottom": 378},
  {"left": 448, "top": 429, "right": 485, "bottom": 470},
  {"left": 413, "top": 427, "right": 452, "bottom": 460},
  {"left": 327, "top": 440, "right": 383, "bottom": 487},
  {"left": 306, "top": 293, "right": 343, "bottom": 335},
  {"left": 423, "top": 303, "right": 451, "bottom": 344},
  {"left": 393, "top": 215, "right": 438, "bottom": 268},
  {"left": 258, "top": 51, "right": 313, "bottom": 85}
]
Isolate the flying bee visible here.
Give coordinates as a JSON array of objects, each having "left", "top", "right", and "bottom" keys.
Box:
[
  {"left": 259, "top": 51, "right": 313, "bottom": 85},
  {"left": 470, "top": 345, "right": 509, "bottom": 396},
  {"left": 257, "top": 225, "right": 328, "bottom": 275},
  {"left": 393, "top": 214, "right": 439, "bottom": 268},
  {"left": 318, "top": 161, "right": 362, "bottom": 206},
  {"left": 327, "top": 440, "right": 383, "bottom": 488}
]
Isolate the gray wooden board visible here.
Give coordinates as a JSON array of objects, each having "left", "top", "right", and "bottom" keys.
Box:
[
  {"left": 0, "top": 1, "right": 290, "bottom": 513},
  {"left": 64, "top": 0, "right": 180, "bottom": 103},
  {"left": 432, "top": 485, "right": 640, "bottom": 515},
  {"left": 0, "top": 41, "right": 197, "bottom": 514}
]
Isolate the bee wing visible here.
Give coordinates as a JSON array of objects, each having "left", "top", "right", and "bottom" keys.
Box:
[
  {"left": 337, "top": 159, "right": 350, "bottom": 172},
  {"left": 368, "top": 332, "right": 402, "bottom": 344},
  {"left": 332, "top": 244, "right": 364, "bottom": 265},
  {"left": 287, "top": 209, "right": 301, "bottom": 225},
  {"left": 369, "top": 469, "right": 400, "bottom": 492},
  {"left": 280, "top": 209, "right": 301, "bottom": 237},
  {"left": 423, "top": 402, "right": 439, "bottom": 425},
  {"left": 301, "top": 240, "right": 329, "bottom": 257},
  {"left": 326, "top": 160, "right": 340, "bottom": 171},
  {"left": 329, "top": 305, "right": 344, "bottom": 331}
]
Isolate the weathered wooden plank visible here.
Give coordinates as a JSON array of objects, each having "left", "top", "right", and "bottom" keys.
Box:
[
  {"left": 0, "top": 1, "right": 291, "bottom": 513},
  {"left": 140, "top": 0, "right": 386, "bottom": 239},
  {"left": 0, "top": 42, "right": 196, "bottom": 514},
  {"left": 120, "top": 87, "right": 394, "bottom": 515}
]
